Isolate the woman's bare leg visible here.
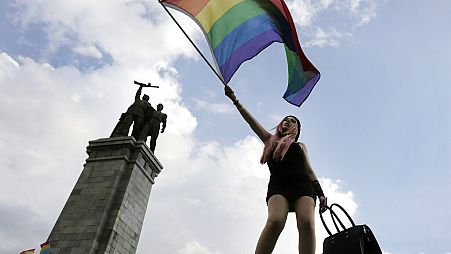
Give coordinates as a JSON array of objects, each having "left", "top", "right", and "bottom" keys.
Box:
[
  {"left": 255, "top": 195, "right": 289, "bottom": 254},
  {"left": 294, "top": 196, "right": 316, "bottom": 254}
]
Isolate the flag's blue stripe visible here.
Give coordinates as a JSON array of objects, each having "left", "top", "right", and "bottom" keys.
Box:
[
  {"left": 213, "top": 13, "right": 278, "bottom": 68},
  {"left": 219, "top": 30, "right": 283, "bottom": 83}
]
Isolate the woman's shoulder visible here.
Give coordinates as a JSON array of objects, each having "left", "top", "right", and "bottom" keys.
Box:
[
  {"left": 295, "top": 142, "right": 308, "bottom": 154},
  {"left": 295, "top": 141, "right": 307, "bottom": 148}
]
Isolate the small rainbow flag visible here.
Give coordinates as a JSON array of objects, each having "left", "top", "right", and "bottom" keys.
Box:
[
  {"left": 19, "top": 249, "right": 35, "bottom": 254},
  {"left": 39, "top": 241, "right": 50, "bottom": 254},
  {"left": 161, "top": 0, "right": 320, "bottom": 106}
]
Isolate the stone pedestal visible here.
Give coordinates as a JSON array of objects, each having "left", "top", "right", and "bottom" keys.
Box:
[{"left": 47, "top": 137, "right": 163, "bottom": 254}]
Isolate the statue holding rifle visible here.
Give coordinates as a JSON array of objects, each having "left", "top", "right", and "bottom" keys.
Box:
[{"left": 111, "top": 81, "right": 166, "bottom": 152}]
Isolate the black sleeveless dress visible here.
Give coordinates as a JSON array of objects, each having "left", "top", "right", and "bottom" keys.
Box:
[{"left": 266, "top": 142, "right": 316, "bottom": 212}]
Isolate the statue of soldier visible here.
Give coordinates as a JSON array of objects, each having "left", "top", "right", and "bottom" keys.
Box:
[
  {"left": 111, "top": 84, "right": 155, "bottom": 140},
  {"left": 138, "top": 103, "right": 167, "bottom": 152}
]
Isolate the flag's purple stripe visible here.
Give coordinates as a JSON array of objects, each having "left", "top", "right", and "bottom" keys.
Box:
[
  {"left": 283, "top": 73, "right": 320, "bottom": 106},
  {"left": 220, "top": 29, "right": 283, "bottom": 83}
]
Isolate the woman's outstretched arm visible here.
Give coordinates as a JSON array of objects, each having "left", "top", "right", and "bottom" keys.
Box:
[{"left": 224, "top": 85, "right": 271, "bottom": 143}]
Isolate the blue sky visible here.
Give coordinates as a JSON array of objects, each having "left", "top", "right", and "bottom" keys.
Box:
[{"left": 1, "top": 0, "right": 450, "bottom": 254}]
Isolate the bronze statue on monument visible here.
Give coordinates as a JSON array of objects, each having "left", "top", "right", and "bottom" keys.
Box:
[
  {"left": 138, "top": 102, "right": 167, "bottom": 152},
  {"left": 111, "top": 81, "right": 167, "bottom": 152}
]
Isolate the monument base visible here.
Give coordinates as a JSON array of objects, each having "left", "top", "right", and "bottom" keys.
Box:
[{"left": 47, "top": 136, "right": 162, "bottom": 254}]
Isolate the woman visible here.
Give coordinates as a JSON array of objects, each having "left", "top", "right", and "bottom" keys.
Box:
[{"left": 224, "top": 85, "right": 327, "bottom": 254}]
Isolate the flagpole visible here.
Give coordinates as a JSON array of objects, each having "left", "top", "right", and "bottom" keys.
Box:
[{"left": 159, "top": 1, "right": 227, "bottom": 86}]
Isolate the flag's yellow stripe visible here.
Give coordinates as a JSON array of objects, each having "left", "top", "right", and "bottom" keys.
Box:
[{"left": 196, "top": 0, "right": 245, "bottom": 33}]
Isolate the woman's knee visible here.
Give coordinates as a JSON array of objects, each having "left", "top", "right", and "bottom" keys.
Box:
[
  {"left": 294, "top": 196, "right": 316, "bottom": 233},
  {"left": 297, "top": 218, "right": 314, "bottom": 233},
  {"left": 266, "top": 215, "right": 286, "bottom": 233}
]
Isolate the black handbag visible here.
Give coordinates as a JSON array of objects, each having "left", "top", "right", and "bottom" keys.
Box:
[{"left": 320, "top": 203, "right": 382, "bottom": 254}]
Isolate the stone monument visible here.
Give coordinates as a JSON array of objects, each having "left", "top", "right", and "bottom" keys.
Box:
[{"left": 46, "top": 81, "right": 165, "bottom": 253}]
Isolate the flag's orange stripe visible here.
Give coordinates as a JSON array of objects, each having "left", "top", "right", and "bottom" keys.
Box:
[{"left": 175, "top": 0, "right": 210, "bottom": 16}]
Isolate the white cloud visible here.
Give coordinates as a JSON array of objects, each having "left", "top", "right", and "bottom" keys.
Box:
[
  {"left": 72, "top": 45, "right": 103, "bottom": 59},
  {"left": 0, "top": 52, "right": 20, "bottom": 80},
  {"left": 346, "top": 0, "right": 377, "bottom": 26},
  {"left": 0, "top": 202, "right": 48, "bottom": 253},
  {"left": 305, "top": 27, "right": 351, "bottom": 48},
  {"left": 0, "top": 52, "right": 20, "bottom": 68},
  {"left": 11, "top": 0, "right": 199, "bottom": 67},
  {"left": 286, "top": 0, "right": 379, "bottom": 47},
  {"left": 287, "top": 0, "right": 320, "bottom": 27},
  {"left": 177, "top": 241, "right": 221, "bottom": 254},
  {"left": 287, "top": 0, "right": 378, "bottom": 26},
  {"left": 193, "top": 97, "right": 234, "bottom": 114}
]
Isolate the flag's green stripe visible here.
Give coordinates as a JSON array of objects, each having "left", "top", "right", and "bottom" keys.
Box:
[
  {"left": 285, "top": 47, "right": 307, "bottom": 94},
  {"left": 207, "top": 0, "right": 267, "bottom": 49}
]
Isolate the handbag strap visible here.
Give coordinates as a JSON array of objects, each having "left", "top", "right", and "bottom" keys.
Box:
[
  {"left": 330, "top": 206, "right": 346, "bottom": 232},
  {"left": 320, "top": 203, "right": 356, "bottom": 236},
  {"left": 319, "top": 205, "right": 333, "bottom": 235},
  {"left": 330, "top": 203, "right": 355, "bottom": 231}
]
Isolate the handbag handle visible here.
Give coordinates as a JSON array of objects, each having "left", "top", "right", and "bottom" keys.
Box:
[{"left": 320, "top": 203, "right": 356, "bottom": 236}]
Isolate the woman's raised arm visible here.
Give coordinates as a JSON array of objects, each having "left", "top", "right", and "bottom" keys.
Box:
[{"left": 224, "top": 85, "right": 271, "bottom": 143}]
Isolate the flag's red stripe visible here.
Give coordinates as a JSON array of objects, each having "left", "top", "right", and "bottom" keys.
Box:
[
  {"left": 165, "top": 0, "right": 210, "bottom": 16},
  {"left": 270, "top": 0, "right": 288, "bottom": 20},
  {"left": 273, "top": 0, "right": 317, "bottom": 72},
  {"left": 162, "top": 0, "right": 183, "bottom": 4}
]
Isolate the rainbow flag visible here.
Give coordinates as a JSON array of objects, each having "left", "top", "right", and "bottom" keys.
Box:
[
  {"left": 161, "top": 0, "right": 320, "bottom": 106},
  {"left": 39, "top": 241, "right": 49, "bottom": 254},
  {"left": 20, "top": 249, "right": 35, "bottom": 254}
]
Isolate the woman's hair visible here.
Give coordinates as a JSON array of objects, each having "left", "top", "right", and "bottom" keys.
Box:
[{"left": 260, "top": 115, "right": 301, "bottom": 164}]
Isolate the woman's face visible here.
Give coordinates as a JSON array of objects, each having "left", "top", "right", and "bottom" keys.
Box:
[{"left": 280, "top": 116, "right": 297, "bottom": 132}]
